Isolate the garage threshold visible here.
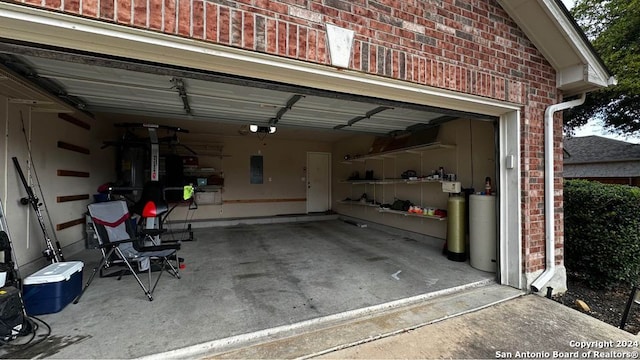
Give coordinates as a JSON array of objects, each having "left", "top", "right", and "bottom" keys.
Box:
[
  {"left": 148, "top": 281, "right": 521, "bottom": 360},
  {"left": 5, "top": 218, "right": 499, "bottom": 359}
]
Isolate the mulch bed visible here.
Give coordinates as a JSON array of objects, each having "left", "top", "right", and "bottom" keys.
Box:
[{"left": 553, "top": 273, "right": 640, "bottom": 334}]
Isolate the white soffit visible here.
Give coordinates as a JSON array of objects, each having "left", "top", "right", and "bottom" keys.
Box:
[{"left": 497, "top": 0, "right": 614, "bottom": 96}]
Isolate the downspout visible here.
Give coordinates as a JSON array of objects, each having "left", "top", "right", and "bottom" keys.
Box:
[{"left": 530, "top": 92, "right": 586, "bottom": 292}]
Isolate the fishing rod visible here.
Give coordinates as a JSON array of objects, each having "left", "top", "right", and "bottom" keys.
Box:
[{"left": 12, "top": 157, "right": 63, "bottom": 263}]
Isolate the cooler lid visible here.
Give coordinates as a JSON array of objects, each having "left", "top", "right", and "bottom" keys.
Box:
[{"left": 24, "top": 261, "right": 84, "bottom": 285}]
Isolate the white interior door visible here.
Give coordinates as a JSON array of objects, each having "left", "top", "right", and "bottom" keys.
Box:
[{"left": 307, "top": 152, "right": 331, "bottom": 213}]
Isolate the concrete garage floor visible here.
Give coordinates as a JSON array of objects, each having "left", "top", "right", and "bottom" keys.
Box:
[{"left": 3, "top": 217, "right": 496, "bottom": 359}]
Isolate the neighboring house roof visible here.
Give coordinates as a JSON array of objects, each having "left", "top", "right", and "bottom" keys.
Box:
[
  {"left": 564, "top": 136, "right": 640, "bottom": 163},
  {"left": 498, "top": 0, "right": 616, "bottom": 96},
  {"left": 564, "top": 161, "right": 640, "bottom": 178},
  {"left": 563, "top": 136, "right": 640, "bottom": 178}
]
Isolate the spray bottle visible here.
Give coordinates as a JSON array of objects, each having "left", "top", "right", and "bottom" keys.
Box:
[{"left": 484, "top": 176, "right": 492, "bottom": 195}]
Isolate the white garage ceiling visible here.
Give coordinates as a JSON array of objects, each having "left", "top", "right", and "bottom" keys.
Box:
[{"left": 0, "top": 44, "right": 492, "bottom": 140}]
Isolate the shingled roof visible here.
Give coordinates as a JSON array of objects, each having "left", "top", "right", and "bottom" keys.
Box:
[
  {"left": 564, "top": 136, "right": 640, "bottom": 178},
  {"left": 564, "top": 136, "right": 640, "bottom": 164}
]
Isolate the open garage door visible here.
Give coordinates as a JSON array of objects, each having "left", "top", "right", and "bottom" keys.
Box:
[{"left": 0, "top": 42, "right": 494, "bottom": 136}]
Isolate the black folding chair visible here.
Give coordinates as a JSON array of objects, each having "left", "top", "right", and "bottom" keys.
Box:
[{"left": 75, "top": 200, "right": 180, "bottom": 302}]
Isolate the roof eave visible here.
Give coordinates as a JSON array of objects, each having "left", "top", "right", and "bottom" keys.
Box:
[{"left": 497, "top": 0, "right": 615, "bottom": 96}]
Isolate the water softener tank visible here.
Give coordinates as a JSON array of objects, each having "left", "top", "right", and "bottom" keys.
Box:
[
  {"left": 447, "top": 194, "right": 466, "bottom": 262},
  {"left": 469, "top": 194, "right": 497, "bottom": 272}
]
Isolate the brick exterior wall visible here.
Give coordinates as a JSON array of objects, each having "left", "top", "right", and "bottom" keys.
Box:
[{"left": 13, "top": 0, "right": 563, "bottom": 274}]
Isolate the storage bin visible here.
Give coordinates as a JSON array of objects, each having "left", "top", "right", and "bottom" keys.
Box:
[
  {"left": 195, "top": 190, "right": 221, "bottom": 205},
  {"left": 23, "top": 261, "right": 84, "bottom": 315}
]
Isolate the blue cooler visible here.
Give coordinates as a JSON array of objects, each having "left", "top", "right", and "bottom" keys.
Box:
[{"left": 23, "top": 261, "right": 84, "bottom": 315}]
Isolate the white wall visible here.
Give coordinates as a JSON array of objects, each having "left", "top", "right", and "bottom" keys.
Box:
[
  {"left": 0, "top": 97, "right": 115, "bottom": 270},
  {"left": 108, "top": 116, "right": 337, "bottom": 223}
]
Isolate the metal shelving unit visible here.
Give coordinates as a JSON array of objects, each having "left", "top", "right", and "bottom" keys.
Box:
[{"left": 338, "top": 142, "right": 456, "bottom": 221}]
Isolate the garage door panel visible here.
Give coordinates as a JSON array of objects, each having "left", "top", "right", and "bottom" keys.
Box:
[
  {"left": 297, "top": 95, "right": 380, "bottom": 114},
  {"left": 360, "top": 117, "right": 428, "bottom": 127},
  {"left": 186, "top": 89, "right": 287, "bottom": 112},
  {"left": 364, "top": 117, "right": 426, "bottom": 126},
  {"left": 189, "top": 95, "right": 278, "bottom": 113},
  {"left": 185, "top": 78, "right": 293, "bottom": 105},
  {"left": 2, "top": 49, "right": 496, "bottom": 139},
  {"left": 280, "top": 108, "right": 354, "bottom": 123},
  {"left": 41, "top": 74, "right": 174, "bottom": 95},
  {"left": 190, "top": 101, "right": 278, "bottom": 120},
  {"left": 347, "top": 123, "right": 409, "bottom": 133},
  {"left": 374, "top": 108, "right": 443, "bottom": 123},
  {"left": 77, "top": 93, "right": 183, "bottom": 112},
  {"left": 278, "top": 118, "right": 347, "bottom": 128},
  {"left": 63, "top": 85, "right": 177, "bottom": 105},
  {"left": 25, "top": 55, "right": 172, "bottom": 88}
]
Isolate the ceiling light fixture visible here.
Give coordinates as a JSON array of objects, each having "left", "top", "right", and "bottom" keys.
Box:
[{"left": 249, "top": 124, "right": 276, "bottom": 134}]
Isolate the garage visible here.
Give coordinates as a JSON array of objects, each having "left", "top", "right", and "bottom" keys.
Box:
[
  {"left": 0, "top": 0, "right": 613, "bottom": 357},
  {"left": 0, "top": 12, "right": 516, "bottom": 358},
  {"left": 1, "top": 40, "right": 513, "bottom": 250},
  {"left": 0, "top": 42, "right": 501, "bottom": 224},
  {"left": 0, "top": 10, "right": 523, "bottom": 269}
]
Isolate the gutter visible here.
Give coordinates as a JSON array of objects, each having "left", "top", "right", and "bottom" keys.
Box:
[{"left": 531, "top": 92, "right": 586, "bottom": 293}]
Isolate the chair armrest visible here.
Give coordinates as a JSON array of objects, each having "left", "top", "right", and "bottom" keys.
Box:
[
  {"left": 139, "top": 229, "right": 167, "bottom": 237},
  {"left": 100, "top": 239, "right": 135, "bottom": 248},
  {"left": 135, "top": 243, "right": 181, "bottom": 252}
]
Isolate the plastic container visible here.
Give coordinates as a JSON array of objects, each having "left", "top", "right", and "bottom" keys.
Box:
[
  {"left": 197, "top": 178, "right": 208, "bottom": 186},
  {"left": 23, "top": 261, "right": 84, "bottom": 315}
]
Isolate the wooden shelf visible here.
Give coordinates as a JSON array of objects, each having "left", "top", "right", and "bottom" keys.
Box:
[
  {"left": 337, "top": 202, "right": 447, "bottom": 221},
  {"left": 339, "top": 178, "right": 443, "bottom": 185},
  {"left": 337, "top": 200, "right": 380, "bottom": 207},
  {"left": 342, "top": 142, "right": 455, "bottom": 164},
  {"left": 378, "top": 208, "right": 447, "bottom": 221},
  {"left": 184, "top": 167, "right": 220, "bottom": 175}
]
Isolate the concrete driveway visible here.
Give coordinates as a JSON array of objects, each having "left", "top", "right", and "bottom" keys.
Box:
[
  {"left": 317, "top": 295, "right": 640, "bottom": 359},
  {"left": 210, "top": 294, "right": 640, "bottom": 360}
]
